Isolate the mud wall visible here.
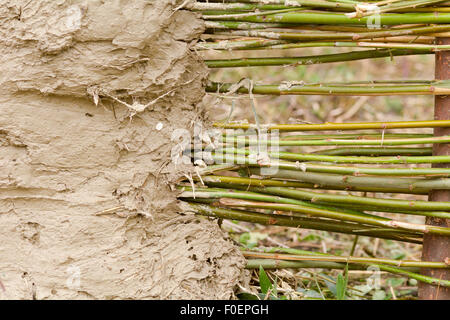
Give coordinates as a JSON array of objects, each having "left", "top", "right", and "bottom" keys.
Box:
[{"left": 0, "top": 0, "right": 246, "bottom": 299}]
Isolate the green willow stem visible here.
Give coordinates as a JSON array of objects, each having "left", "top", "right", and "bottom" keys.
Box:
[
  {"left": 213, "top": 120, "right": 450, "bottom": 131},
  {"left": 205, "top": 21, "right": 286, "bottom": 30},
  {"left": 314, "top": 147, "right": 432, "bottom": 156},
  {"left": 397, "top": 7, "right": 450, "bottom": 13},
  {"left": 225, "top": 132, "right": 432, "bottom": 139},
  {"left": 179, "top": 186, "right": 387, "bottom": 219},
  {"left": 206, "top": 0, "right": 448, "bottom": 14},
  {"left": 198, "top": 163, "right": 240, "bottom": 175},
  {"left": 249, "top": 246, "right": 332, "bottom": 256},
  {"left": 202, "top": 182, "right": 450, "bottom": 218},
  {"left": 376, "top": 264, "right": 450, "bottom": 287},
  {"left": 203, "top": 7, "right": 302, "bottom": 19},
  {"left": 244, "top": 256, "right": 450, "bottom": 287},
  {"left": 189, "top": 194, "right": 450, "bottom": 235},
  {"left": 223, "top": 135, "right": 450, "bottom": 146},
  {"left": 242, "top": 251, "right": 450, "bottom": 269},
  {"left": 215, "top": 148, "right": 450, "bottom": 164},
  {"left": 187, "top": 203, "right": 422, "bottom": 243},
  {"left": 206, "top": 80, "right": 450, "bottom": 96},
  {"left": 204, "top": 11, "right": 450, "bottom": 26},
  {"left": 193, "top": 0, "right": 356, "bottom": 11},
  {"left": 281, "top": 133, "right": 433, "bottom": 140},
  {"left": 303, "top": 80, "right": 435, "bottom": 85},
  {"left": 246, "top": 258, "right": 376, "bottom": 270},
  {"left": 249, "top": 168, "right": 450, "bottom": 192},
  {"left": 211, "top": 22, "right": 431, "bottom": 33},
  {"left": 190, "top": 3, "right": 299, "bottom": 12},
  {"left": 267, "top": 41, "right": 450, "bottom": 52},
  {"left": 200, "top": 175, "right": 429, "bottom": 194},
  {"left": 196, "top": 39, "right": 286, "bottom": 50},
  {"left": 245, "top": 258, "right": 421, "bottom": 274},
  {"left": 190, "top": 195, "right": 420, "bottom": 235},
  {"left": 211, "top": 25, "right": 450, "bottom": 42},
  {"left": 243, "top": 247, "right": 450, "bottom": 286},
  {"left": 201, "top": 175, "right": 313, "bottom": 188},
  {"left": 209, "top": 151, "right": 450, "bottom": 176},
  {"left": 199, "top": 39, "right": 450, "bottom": 51},
  {"left": 320, "top": 202, "right": 450, "bottom": 219},
  {"left": 180, "top": 188, "right": 442, "bottom": 235},
  {"left": 197, "top": 34, "right": 438, "bottom": 50},
  {"left": 205, "top": 49, "right": 431, "bottom": 68},
  {"left": 233, "top": 185, "right": 450, "bottom": 214},
  {"left": 348, "top": 0, "right": 449, "bottom": 18}
]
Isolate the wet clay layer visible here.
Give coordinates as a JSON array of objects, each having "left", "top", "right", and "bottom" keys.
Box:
[{"left": 0, "top": 0, "right": 246, "bottom": 299}]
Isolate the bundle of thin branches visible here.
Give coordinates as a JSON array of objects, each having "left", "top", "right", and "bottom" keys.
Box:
[
  {"left": 189, "top": 0, "right": 450, "bottom": 16},
  {"left": 243, "top": 247, "right": 450, "bottom": 288},
  {"left": 189, "top": 0, "right": 450, "bottom": 72},
  {"left": 176, "top": 120, "right": 450, "bottom": 287}
]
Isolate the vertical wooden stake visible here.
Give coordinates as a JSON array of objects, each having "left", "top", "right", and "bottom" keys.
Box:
[{"left": 419, "top": 37, "right": 450, "bottom": 300}]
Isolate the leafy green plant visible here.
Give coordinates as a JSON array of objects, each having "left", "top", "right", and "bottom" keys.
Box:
[
  {"left": 336, "top": 265, "right": 349, "bottom": 300},
  {"left": 237, "top": 266, "right": 288, "bottom": 300},
  {"left": 239, "top": 232, "right": 267, "bottom": 248}
]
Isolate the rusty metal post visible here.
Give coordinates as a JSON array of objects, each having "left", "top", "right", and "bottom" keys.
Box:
[{"left": 419, "top": 37, "right": 450, "bottom": 300}]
